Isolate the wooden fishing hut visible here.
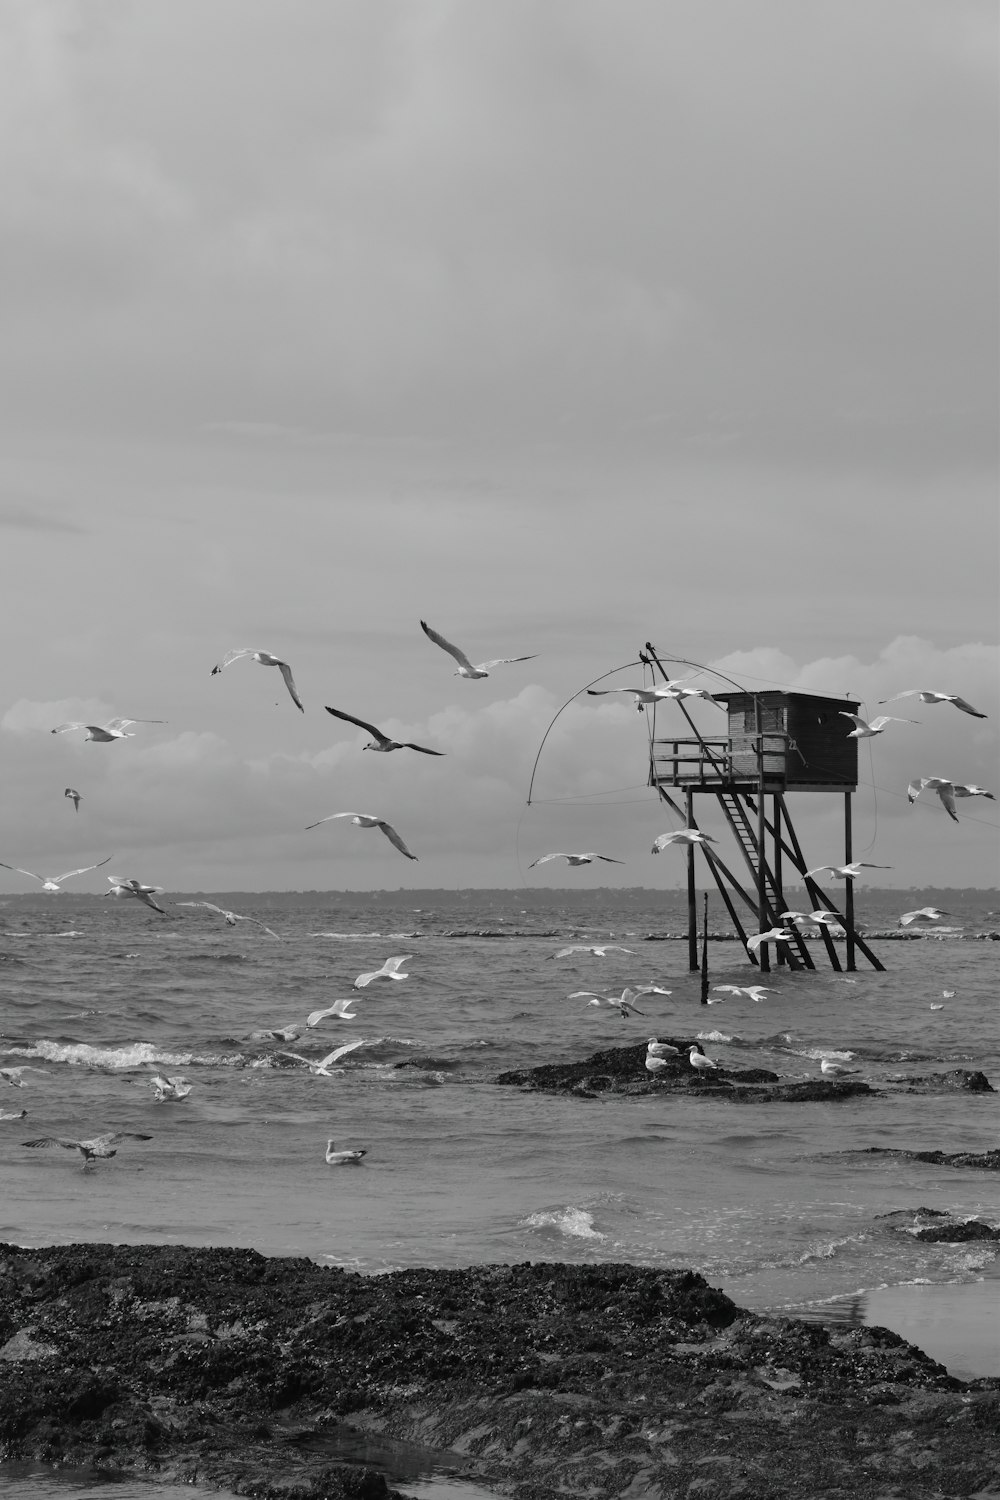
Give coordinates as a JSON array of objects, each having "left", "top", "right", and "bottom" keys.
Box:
[{"left": 646, "top": 663, "right": 884, "bottom": 975}]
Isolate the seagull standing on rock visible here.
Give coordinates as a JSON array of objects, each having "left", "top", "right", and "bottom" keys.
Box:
[{"left": 688, "top": 1047, "right": 719, "bottom": 1074}]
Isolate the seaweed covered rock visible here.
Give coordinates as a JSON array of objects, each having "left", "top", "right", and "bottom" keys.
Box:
[{"left": 0, "top": 1244, "right": 998, "bottom": 1498}]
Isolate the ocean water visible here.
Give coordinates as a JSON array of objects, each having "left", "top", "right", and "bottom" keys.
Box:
[{"left": 1, "top": 887, "right": 998, "bottom": 1495}]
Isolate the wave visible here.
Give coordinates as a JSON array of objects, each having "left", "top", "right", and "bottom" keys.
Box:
[
  {"left": 521, "top": 1206, "right": 606, "bottom": 1242},
  {"left": 4, "top": 1040, "right": 231, "bottom": 1070}
]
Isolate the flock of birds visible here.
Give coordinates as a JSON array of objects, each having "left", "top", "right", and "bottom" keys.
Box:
[{"left": 1, "top": 633, "right": 993, "bottom": 1166}]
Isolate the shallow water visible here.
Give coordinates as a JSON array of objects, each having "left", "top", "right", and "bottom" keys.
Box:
[{"left": 1, "top": 888, "right": 998, "bottom": 1490}]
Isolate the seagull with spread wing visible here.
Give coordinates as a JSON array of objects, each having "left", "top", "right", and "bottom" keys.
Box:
[
  {"left": 420, "top": 620, "right": 536, "bottom": 679},
  {"left": 305, "top": 812, "right": 417, "bottom": 860},
  {"left": 839, "top": 712, "right": 917, "bottom": 738},
  {"left": 746, "top": 928, "right": 792, "bottom": 955},
  {"left": 587, "top": 682, "right": 721, "bottom": 709},
  {"left": 305, "top": 997, "right": 361, "bottom": 1027},
  {"left": 105, "top": 876, "right": 168, "bottom": 914},
  {"left": 552, "top": 944, "right": 635, "bottom": 958},
  {"left": 878, "top": 690, "right": 986, "bottom": 718},
  {"left": 64, "top": 788, "right": 81, "bottom": 812},
  {"left": 528, "top": 852, "right": 625, "bottom": 868},
  {"left": 211, "top": 649, "right": 304, "bottom": 711},
  {"left": 324, "top": 706, "right": 444, "bottom": 755},
  {"left": 803, "top": 861, "right": 892, "bottom": 880},
  {"left": 651, "top": 829, "right": 716, "bottom": 853},
  {"left": 279, "top": 1039, "right": 369, "bottom": 1075},
  {"left": 354, "top": 955, "right": 411, "bottom": 989},
  {"left": 899, "top": 907, "right": 950, "bottom": 926},
  {"left": 0, "top": 855, "right": 113, "bottom": 892},
  {"left": 177, "top": 901, "right": 280, "bottom": 937},
  {"left": 22, "top": 1131, "right": 152, "bottom": 1166},
  {"left": 51, "top": 718, "right": 166, "bottom": 741}
]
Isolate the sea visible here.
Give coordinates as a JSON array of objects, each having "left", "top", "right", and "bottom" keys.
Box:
[{"left": 1, "top": 885, "right": 998, "bottom": 1499}]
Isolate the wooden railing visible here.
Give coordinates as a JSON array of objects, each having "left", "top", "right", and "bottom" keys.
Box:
[{"left": 649, "top": 735, "right": 792, "bottom": 787}]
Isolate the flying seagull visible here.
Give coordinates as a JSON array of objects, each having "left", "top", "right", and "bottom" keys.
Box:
[
  {"left": 878, "top": 690, "right": 986, "bottom": 719},
  {"left": 651, "top": 829, "right": 716, "bottom": 853},
  {"left": 587, "top": 682, "right": 720, "bottom": 710},
  {"left": 64, "top": 788, "right": 81, "bottom": 812},
  {"left": 552, "top": 944, "right": 636, "bottom": 958},
  {"left": 305, "top": 812, "right": 417, "bottom": 860},
  {"left": 305, "top": 997, "right": 361, "bottom": 1026},
  {"left": 839, "top": 713, "right": 917, "bottom": 738},
  {"left": 803, "top": 862, "right": 892, "bottom": 880},
  {"left": 899, "top": 908, "right": 950, "bottom": 926},
  {"left": 325, "top": 1139, "right": 366, "bottom": 1165},
  {"left": 573, "top": 991, "right": 647, "bottom": 1018},
  {"left": 528, "top": 852, "right": 625, "bottom": 868},
  {"left": 746, "top": 928, "right": 792, "bottom": 954},
  {"left": 712, "top": 984, "right": 772, "bottom": 1002},
  {"left": 177, "top": 901, "right": 280, "bottom": 937},
  {"left": 22, "top": 1131, "right": 152, "bottom": 1166},
  {"left": 279, "top": 1039, "right": 369, "bottom": 1075},
  {"left": 420, "top": 620, "right": 536, "bottom": 679},
  {"left": 354, "top": 955, "right": 411, "bottom": 989},
  {"left": 0, "top": 856, "right": 113, "bottom": 892},
  {"left": 324, "top": 706, "right": 444, "bottom": 755},
  {"left": 106, "top": 876, "right": 168, "bottom": 914},
  {"left": 211, "top": 649, "right": 304, "bottom": 712},
  {"left": 51, "top": 718, "right": 166, "bottom": 742}
]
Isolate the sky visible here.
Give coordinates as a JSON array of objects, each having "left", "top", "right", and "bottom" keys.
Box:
[{"left": 0, "top": 0, "right": 997, "bottom": 893}]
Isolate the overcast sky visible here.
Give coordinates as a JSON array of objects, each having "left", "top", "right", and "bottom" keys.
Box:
[{"left": 1, "top": 1, "right": 996, "bottom": 893}]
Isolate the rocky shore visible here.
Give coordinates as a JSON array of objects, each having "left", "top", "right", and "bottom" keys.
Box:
[{"left": 1, "top": 1243, "right": 998, "bottom": 1499}]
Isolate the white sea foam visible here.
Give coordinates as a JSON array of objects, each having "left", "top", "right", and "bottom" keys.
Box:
[
  {"left": 12, "top": 1040, "right": 197, "bottom": 1070},
  {"left": 521, "top": 1207, "right": 606, "bottom": 1241},
  {"left": 696, "top": 1030, "right": 733, "bottom": 1043}
]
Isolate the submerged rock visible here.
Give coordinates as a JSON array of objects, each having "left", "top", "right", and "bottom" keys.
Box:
[
  {"left": 0, "top": 1244, "right": 997, "bottom": 1499},
  {"left": 856, "top": 1147, "right": 1000, "bottom": 1171}
]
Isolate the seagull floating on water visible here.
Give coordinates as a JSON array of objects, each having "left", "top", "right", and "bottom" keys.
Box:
[
  {"left": 553, "top": 944, "right": 636, "bottom": 958},
  {"left": 106, "top": 877, "right": 168, "bottom": 914},
  {"left": 0, "top": 1108, "right": 27, "bottom": 1120},
  {"left": 899, "top": 907, "right": 950, "bottom": 926},
  {"left": 177, "top": 901, "right": 280, "bottom": 937},
  {"left": 21, "top": 1131, "right": 152, "bottom": 1165},
  {"left": 211, "top": 649, "right": 304, "bottom": 712},
  {"left": 324, "top": 706, "right": 444, "bottom": 755},
  {"left": 151, "top": 1075, "right": 191, "bottom": 1102},
  {"left": 1, "top": 1067, "right": 47, "bottom": 1088},
  {"left": 803, "top": 861, "right": 892, "bottom": 880},
  {"left": 305, "top": 812, "right": 417, "bottom": 860},
  {"left": 839, "top": 713, "right": 917, "bottom": 738},
  {"left": 0, "top": 856, "right": 112, "bottom": 892},
  {"left": 529, "top": 853, "right": 624, "bottom": 868},
  {"left": 354, "top": 955, "right": 411, "bottom": 989},
  {"left": 51, "top": 717, "right": 166, "bottom": 742},
  {"left": 420, "top": 620, "right": 536, "bottom": 679},
  {"left": 64, "top": 788, "right": 81, "bottom": 812},
  {"left": 325, "top": 1139, "right": 366, "bottom": 1165},
  {"left": 878, "top": 690, "right": 986, "bottom": 719},
  {"left": 651, "top": 829, "right": 717, "bottom": 853}
]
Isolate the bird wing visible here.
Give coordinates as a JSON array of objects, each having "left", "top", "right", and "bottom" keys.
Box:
[
  {"left": 376, "top": 821, "right": 418, "bottom": 859},
  {"left": 877, "top": 691, "right": 918, "bottom": 704},
  {"left": 277, "top": 661, "right": 304, "bottom": 712},
  {"left": 949, "top": 696, "right": 986, "bottom": 717},
  {"left": 594, "top": 855, "right": 625, "bottom": 864},
  {"left": 529, "top": 854, "right": 567, "bottom": 867},
  {"left": 178, "top": 901, "right": 219, "bottom": 912},
  {"left": 0, "top": 863, "right": 44, "bottom": 882},
  {"left": 105, "top": 718, "right": 166, "bottom": 730},
  {"left": 420, "top": 620, "right": 475, "bottom": 672},
  {"left": 838, "top": 713, "right": 865, "bottom": 727},
  {"left": 211, "top": 648, "right": 254, "bottom": 673},
  {"left": 383, "top": 955, "right": 412, "bottom": 973},
  {"left": 103, "top": 1132, "right": 153, "bottom": 1144},
  {"left": 324, "top": 706, "right": 387, "bottom": 743},
  {"left": 935, "top": 784, "right": 959, "bottom": 821},
  {"left": 803, "top": 866, "right": 834, "bottom": 879},
  {"left": 50, "top": 857, "right": 114, "bottom": 883},
  {"left": 50, "top": 722, "right": 92, "bottom": 735},
  {"left": 476, "top": 655, "right": 538, "bottom": 669},
  {"left": 305, "top": 812, "right": 361, "bottom": 830},
  {"left": 22, "top": 1137, "right": 78, "bottom": 1150},
  {"left": 319, "top": 1039, "right": 368, "bottom": 1067},
  {"left": 402, "top": 741, "right": 445, "bottom": 755},
  {"left": 277, "top": 1051, "right": 310, "bottom": 1065},
  {"left": 869, "top": 716, "right": 914, "bottom": 729}
]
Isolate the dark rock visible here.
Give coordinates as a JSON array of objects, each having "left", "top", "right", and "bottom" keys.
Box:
[
  {"left": 911, "top": 1220, "right": 1000, "bottom": 1243},
  {"left": 0, "top": 1244, "right": 997, "bottom": 1499},
  {"left": 854, "top": 1148, "right": 1000, "bottom": 1171},
  {"left": 884, "top": 1069, "right": 995, "bottom": 1094}
]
